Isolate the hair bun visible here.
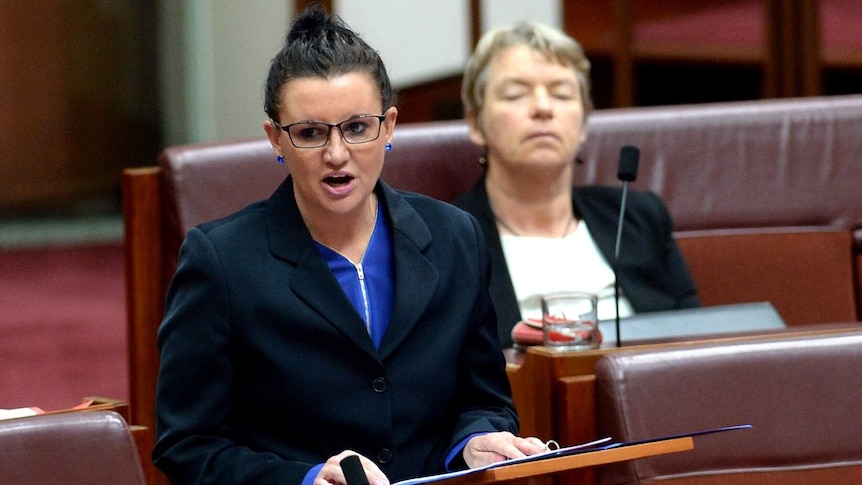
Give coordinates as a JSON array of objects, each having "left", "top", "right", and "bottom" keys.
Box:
[{"left": 287, "top": 4, "right": 329, "bottom": 43}]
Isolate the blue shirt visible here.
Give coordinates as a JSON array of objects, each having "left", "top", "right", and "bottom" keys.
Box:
[{"left": 315, "top": 205, "right": 394, "bottom": 349}]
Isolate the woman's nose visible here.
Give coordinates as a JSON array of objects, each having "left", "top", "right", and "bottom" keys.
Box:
[
  {"left": 324, "top": 128, "right": 350, "bottom": 164},
  {"left": 532, "top": 90, "right": 553, "bottom": 118}
]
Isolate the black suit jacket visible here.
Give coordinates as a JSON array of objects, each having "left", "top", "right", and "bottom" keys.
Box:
[
  {"left": 153, "top": 177, "right": 518, "bottom": 484},
  {"left": 455, "top": 178, "right": 700, "bottom": 347}
]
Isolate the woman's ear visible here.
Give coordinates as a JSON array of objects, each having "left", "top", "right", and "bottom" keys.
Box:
[
  {"left": 263, "top": 119, "right": 284, "bottom": 157},
  {"left": 465, "top": 109, "right": 487, "bottom": 147},
  {"left": 383, "top": 106, "right": 398, "bottom": 143}
]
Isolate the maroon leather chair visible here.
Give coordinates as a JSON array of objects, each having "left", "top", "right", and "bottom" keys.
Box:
[
  {"left": 0, "top": 411, "right": 146, "bottom": 485},
  {"left": 594, "top": 330, "right": 862, "bottom": 484}
]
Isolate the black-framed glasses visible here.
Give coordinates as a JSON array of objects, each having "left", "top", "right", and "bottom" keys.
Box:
[{"left": 273, "top": 114, "right": 387, "bottom": 149}]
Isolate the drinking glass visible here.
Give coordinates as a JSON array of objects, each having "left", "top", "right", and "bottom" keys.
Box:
[{"left": 541, "top": 292, "right": 600, "bottom": 351}]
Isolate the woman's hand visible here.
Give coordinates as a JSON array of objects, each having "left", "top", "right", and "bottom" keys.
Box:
[
  {"left": 314, "top": 450, "right": 390, "bottom": 485},
  {"left": 463, "top": 432, "right": 547, "bottom": 468}
]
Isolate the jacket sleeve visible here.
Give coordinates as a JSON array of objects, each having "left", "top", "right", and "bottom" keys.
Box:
[
  {"left": 153, "top": 228, "right": 313, "bottom": 485},
  {"left": 444, "top": 213, "right": 520, "bottom": 460}
]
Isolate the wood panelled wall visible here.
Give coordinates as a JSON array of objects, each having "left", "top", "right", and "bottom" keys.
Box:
[{"left": 0, "top": 1, "right": 160, "bottom": 215}]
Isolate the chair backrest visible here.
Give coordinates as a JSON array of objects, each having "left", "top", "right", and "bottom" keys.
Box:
[
  {"left": 576, "top": 94, "right": 862, "bottom": 233},
  {"left": 594, "top": 331, "right": 862, "bottom": 484},
  {"left": 0, "top": 411, "right": 146, "bottom": 485}
]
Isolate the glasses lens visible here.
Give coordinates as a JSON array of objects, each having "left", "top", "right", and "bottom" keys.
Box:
[
  {"left": 340, "top": 116, "right": 382, "bottom": 144},
  {"left": 288, "top": 123, "right": 330, "bottom": 148}
]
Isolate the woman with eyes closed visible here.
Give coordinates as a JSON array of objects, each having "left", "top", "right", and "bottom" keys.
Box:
[
  {"left": 455, "top": 21, "right": 700, "bottom": 349},
  {"left": 152, "top": 6, "right": 545, "bottom": 485}
]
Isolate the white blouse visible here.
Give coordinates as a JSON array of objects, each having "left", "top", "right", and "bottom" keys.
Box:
[{"left": 500, "top": 220, "right": 635, "bottom": 322}]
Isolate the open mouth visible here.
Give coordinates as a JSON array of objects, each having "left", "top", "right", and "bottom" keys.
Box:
[{"left": 324, "top": 174, "right": 353, "bottom": 186}]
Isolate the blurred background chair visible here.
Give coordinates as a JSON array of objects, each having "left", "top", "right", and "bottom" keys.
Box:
[{"left": 0, "top": 410, "right": 146, "bottom": 485}]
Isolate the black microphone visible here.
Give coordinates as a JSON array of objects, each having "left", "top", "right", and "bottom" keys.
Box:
[
  {"left": 613, "top": 145, "right": 639, "bottom": 347},
  {"left": 340, "top": 455, "right": 369, "bottom": 485}
]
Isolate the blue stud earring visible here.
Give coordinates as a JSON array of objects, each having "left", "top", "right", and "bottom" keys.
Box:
[
  {"left": 385, "top": 143, "right": 392, "bottom": 152},
  {"left": 277, "top": 155, "right": 285, "bottom": 164}
]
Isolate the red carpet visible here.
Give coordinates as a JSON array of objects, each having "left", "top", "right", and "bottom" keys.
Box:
[{"left": 0, "top": 243, "right": 127, "bottom": 412}]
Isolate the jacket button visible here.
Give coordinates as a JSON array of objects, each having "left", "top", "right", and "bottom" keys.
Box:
[
  {"left": 372, "top": 377, "right": 388, "bottom": 393},
  {"left": 377, "top": 448, "right": 392, "bottom": 464}
]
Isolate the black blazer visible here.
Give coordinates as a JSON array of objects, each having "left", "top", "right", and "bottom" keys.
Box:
[
  {"left": 455, "top": 178, "right": 700, "bottom": 347},
  {"left": 153, "top": 177, "right": 518, "bottom": 484}
]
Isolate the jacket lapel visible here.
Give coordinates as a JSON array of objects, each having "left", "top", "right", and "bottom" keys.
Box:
[
  {"left": 375, "top": 185, "right": 439, "bottom": 359},
  {"left": 266, "top": 177, "right": 378, "bottom": 357}
]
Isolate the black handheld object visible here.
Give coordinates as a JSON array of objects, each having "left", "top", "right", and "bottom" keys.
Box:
[
  {"left": 613, "top": 145, "right": 640, "bottom": 347},
  {"left": 340, "top": 455, "right": 369, "bottom": 485}
]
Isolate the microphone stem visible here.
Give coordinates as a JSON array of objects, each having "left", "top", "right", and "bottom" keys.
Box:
[{"left": 613, "top": 181, "right": 629, "bottom": 348}]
